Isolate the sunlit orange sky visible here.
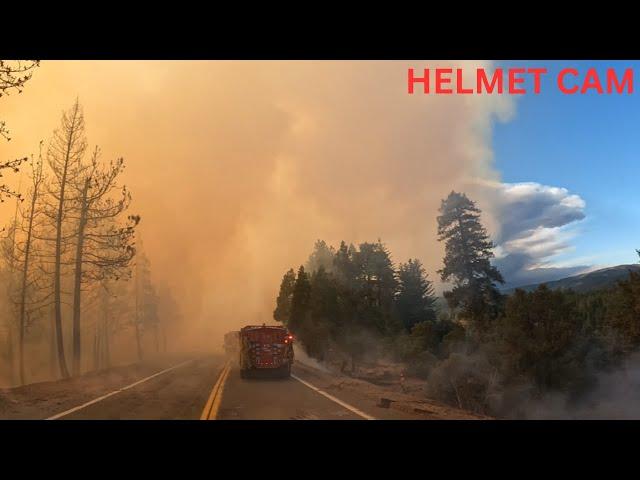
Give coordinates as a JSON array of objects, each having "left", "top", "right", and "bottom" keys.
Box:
[{"left": 0, "top": 61, "right": 515, "bottom": 342}]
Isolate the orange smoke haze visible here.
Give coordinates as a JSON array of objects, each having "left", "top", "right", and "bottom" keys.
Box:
[{"left": 0, "top": 61, "right": 513, "bottom": 347}]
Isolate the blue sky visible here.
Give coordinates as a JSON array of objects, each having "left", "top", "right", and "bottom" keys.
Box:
[{"left": 493, "top": 60, "right": 640, "bottom": 273}]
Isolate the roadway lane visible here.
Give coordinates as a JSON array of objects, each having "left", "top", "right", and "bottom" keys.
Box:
[
  {"left": 214, "top": 361, "right": 431, "bottom": 420},
  {"left": 58, "top": 356, "right": 224, "bottom": 419},
  {"left": 216, "top": 365, "right": 364, "bottom": 419},
  {"left": 29, "top": 355, "right": 472, "bottom": 420}
]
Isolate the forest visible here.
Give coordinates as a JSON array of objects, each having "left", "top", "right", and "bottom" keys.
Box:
[
  {"left": 273, "top": 191, "right": 640, "bottom": 417},
  {"left": 0, "top": 61, "right": 180, "bottom": 386}
]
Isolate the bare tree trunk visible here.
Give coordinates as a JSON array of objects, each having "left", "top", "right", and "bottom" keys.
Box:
[
  {"left": 99, "top": 321, "right": 105, "bottom": 369},
  {"left": 162, "top": 322, "right": 167, "bottom": 353},
  {"left": 104, "top": 328, "right": 110, "bottom": 368},
  {"left": 6, "top": 180, "right": 20, "bottom": 386},
  {"left": 134, "top": 266, "right": 143, "bottom": 362},
  {"left": 101, "top": 285, "right": 111, "bottom": 368},
  {"left": 6, "top": 323, "right": 15, "bottom": 385},
  {"left": 50, "top": 102, "right": 86, "bottom": 380},
  {"left": 71, "top": 179, "right": 89, "bottom": 376},
  {"left": 17, "top": 177, "right": 40, "bottom": 385},
  {"left": 49, "top": 310, "right": 58, "bottom": 379},
  {"left": 93, "top": 325, "right": 99, "bottom": 371},
  {"left": 135, "top": 322, "right": 143, "bottom": 362},
  {"left": 53, "top": 157, "right": 70, "bottom": 379},
  {"left": 154, "top": 324, "right": 159, "bottom": 354},
  {"left": 18, "top": 314, "right": 25, "bottom": 385}
]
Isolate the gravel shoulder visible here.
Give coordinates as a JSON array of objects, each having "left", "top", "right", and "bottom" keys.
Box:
[{"left": 293, "top": 360, "right": 490, "bottom": 420}]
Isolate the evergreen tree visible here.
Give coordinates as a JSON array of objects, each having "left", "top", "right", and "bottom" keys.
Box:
[
  {"left": 396, "top": 259, "right": 437, "bottom": 332},
  {"left": 334, "top": 240, "right": 358, "bottom": 288},
  {"left": 498, "top": 285, "right": 588, "bottom": 392},
  {"left": 303, "top": 266, "right": 337, "bottom": 360},
  {"left": 607, "top": 269, "right": 640, "bottom": 355},
  {"left": 305, "top": 240, "right": 335, "bottom": 274},
  {"left": 353, "top": 240, "right": 398, "bottom": 333},
  {"left": 289, "top": 266, "right": 311, "bottom": 334},
  {"left": 309, "top": 266, "right": 340, "bottom": 330},
  {"left": 273, "top": 268, "right": 296, "bottom": 325},
  {"left": 437, "top": 191, "right": 504, "bottom": 329}
]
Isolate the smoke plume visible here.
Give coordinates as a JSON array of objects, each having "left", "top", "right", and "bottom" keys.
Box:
[{"left": 0, "top": 61, "right": 515, "bottom": 347}]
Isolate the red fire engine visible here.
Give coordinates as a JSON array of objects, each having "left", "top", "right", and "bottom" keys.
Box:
[{"left": 239, "top": 324, "right": 294, "bottom": 378}]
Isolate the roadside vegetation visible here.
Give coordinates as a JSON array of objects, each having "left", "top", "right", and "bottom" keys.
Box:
[
  {"left": 274, "top": 192, "right": 640, "bottom": 417},
  {"left": 0, "top": 61, "right": 181, "bottom": 386}
]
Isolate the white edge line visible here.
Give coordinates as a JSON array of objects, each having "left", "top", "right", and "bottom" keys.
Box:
[
  {"left": 46, "top": 359, "right": 195, "bottom": 420},
  {"left": 291, "top": 373, "right": 376, "bottom": 420}
]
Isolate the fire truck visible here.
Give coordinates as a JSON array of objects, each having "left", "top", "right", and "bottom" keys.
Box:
[
  {"left": 239, "top": 324, "right": 294, "bottom": 378},
  {"left": 223, "top": 331, "right": 239, "bottom": 357}
]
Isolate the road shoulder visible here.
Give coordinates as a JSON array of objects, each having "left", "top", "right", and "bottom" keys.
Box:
[
  {"left": 292, "top": 361, "right": 489, "bottom": 420},
  {"left": 0, "top": 354, "right": 210, "bottom": 419}
]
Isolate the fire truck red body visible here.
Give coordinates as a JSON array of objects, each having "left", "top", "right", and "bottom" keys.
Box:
[{"left": 239, "top": 325, "right": 294, "bottom": 378}]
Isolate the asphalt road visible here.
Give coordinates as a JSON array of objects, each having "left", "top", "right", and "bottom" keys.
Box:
[
  {"left": 20, "top": 355, "right": 447, "bottom": 420},
  {"left": 217, "top": 366, "right": 363, "bottom": 420},
  {"left": 57, "top": 356, "right": 225, "bottom": 420},
  {"left": 51, "top": 356, "right": 382, "bottom": 420},
  {"left": 214, "top": 362, "right": 423, "bottom": 420}
]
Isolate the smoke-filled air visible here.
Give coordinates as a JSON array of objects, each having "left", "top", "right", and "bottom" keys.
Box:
[{"left": 0, "top": 61, "right": 510, "bottom": 356}]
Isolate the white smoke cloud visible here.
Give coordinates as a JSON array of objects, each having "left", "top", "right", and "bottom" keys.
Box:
[{"left": 477, "top": 181, "right": 588, "bottom": 287}]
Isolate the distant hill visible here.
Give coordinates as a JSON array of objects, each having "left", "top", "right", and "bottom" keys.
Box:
[{"left": 502, "top": 264, "right": 640, "bottom": 294}]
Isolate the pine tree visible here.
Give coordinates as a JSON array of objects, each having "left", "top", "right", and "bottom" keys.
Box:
[
  {"left": 309, "top": 266, "right": 339, "bottom": 326},
  {"left": 303, "top": 266, "right": 337, "bottom": 360},
  {"left": 437, "top": 191, "right": 504, "bottom": 329},
  {"left": 334, "top": 240, "right": 357, "bottom": 288},
  {"left": 289, "top": 266, "right": 311, "bottom": 334},
  {"left": 305, "top": 240, "right": 335, "bottom": 274},
  {"left": 44, "top": 99, "right": 89, "bottom": 378},
  {"left": 353, "top": 241, "right": 397, "bottom": 313},
  {"left": 273, "top": 268, "right": 296, "bottom": 325},
  {"left": 607, "top": 269, "right": 640, "bottom": 355},
  {"left": 396, "top": 259, "right": 437, "bottom": 332},
  {"left": 69, "top": 147, "right": 138, "bottom": 375}
]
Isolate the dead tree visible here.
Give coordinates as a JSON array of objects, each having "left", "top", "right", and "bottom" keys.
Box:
[
  {"left": 68, "top": 147, "right": 138, "bottom": 375},
  {"left": 0, "top": 60, "right": 39, "bottom": 203},
  {"left": 91, "top": 279, "right": 127, "bottom": 370},
  {"left": 157, "top": 284, "right": 180, "bottom": 354},
  {"left": 4, "top": 147, "right": 60, "bottom": 384},
  {"left": 14, "top": 152, "right": 45, "bottom": 383},
  {"left": 0, "top": 181, "right": 26, "bottom": 383},
  {"left": 0, "top": 61, "right": 39, "bottom": 101},
  {"left": 0, "top": 227, "right": 17, "bottom": 383},
  {"left": 43, "top": 99, "right": 88, "bottom": 379},
  {"left": 0, "top": 158, "right": 26, "bottom": 204},
  {"left": 133, "top": 247, "right": 153, "bottom": 361}
]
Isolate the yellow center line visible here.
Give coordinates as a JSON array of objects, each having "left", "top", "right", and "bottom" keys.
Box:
[{"left": 200, "top": 359, "right": 232, "bottom": 420}]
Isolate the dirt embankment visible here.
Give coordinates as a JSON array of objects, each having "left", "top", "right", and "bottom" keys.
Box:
[{"left": 294, "top": 357, "right": 490, "bottom": 420}]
